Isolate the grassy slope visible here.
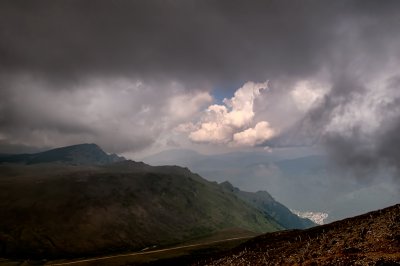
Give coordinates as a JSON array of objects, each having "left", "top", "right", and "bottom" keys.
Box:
[
  {"left": 201, "top": 204, "right": 400, "bottom": 265},
  {"left": 0, "top": 162, "right": 282, "bottom": 259}
]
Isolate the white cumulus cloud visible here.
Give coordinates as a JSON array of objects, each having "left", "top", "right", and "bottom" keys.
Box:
[
  {"left": 232, "top": 121, "right": 275, "bottom": 147},
  {"left": 181, "top": 81, "right": 276, "bottom": 147}
]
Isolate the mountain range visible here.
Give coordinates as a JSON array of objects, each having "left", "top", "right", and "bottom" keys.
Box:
[
  {"left": 0, "top": 144, "right": 314, "bottom": 260},
  {"left": 143, "top": 148, "right": 400, "bottom": 223}
]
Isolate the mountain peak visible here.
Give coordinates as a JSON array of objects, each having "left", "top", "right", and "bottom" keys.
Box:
[
  {"left": 71, "top": 143, "right": 100, "bottom": 148},
  {"left": 219, "top": 181, "right": 239, "bottom": 192},
  {"left": 0, "top": 143, "right": 126, "bottom": 165},
  {"left": 48, "top": 143, "right": 103, "bottom": 153},
  {"left": 255, "top": 190, "right": 274, "bottom": 201}
]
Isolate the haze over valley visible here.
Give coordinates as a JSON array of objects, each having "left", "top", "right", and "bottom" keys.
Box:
[{"left": 143, "top": 147, "right": 399, "bottom": 222}]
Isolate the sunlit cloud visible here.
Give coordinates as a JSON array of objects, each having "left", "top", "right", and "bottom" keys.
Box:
[
  {"left": 180, "top": 81, "right": 276, "bottom": 147},
  {"left": 232, "top": 121, "right": 275, "bottom": 147},
  {"left": 290, "top": 80, "right": 328, "bottom": 111}
]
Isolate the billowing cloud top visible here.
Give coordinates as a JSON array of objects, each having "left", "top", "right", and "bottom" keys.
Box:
[{"left": 182, "top": 81, "right": 275, "bottom": 146}]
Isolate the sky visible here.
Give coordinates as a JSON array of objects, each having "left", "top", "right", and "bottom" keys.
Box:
[{"left": 1, "top": 1, "right": 400, "bottom": 213}]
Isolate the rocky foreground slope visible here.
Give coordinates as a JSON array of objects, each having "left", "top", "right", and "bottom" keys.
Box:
[{"left": 198, "top": 204, "right": 400, "bottom": 265}]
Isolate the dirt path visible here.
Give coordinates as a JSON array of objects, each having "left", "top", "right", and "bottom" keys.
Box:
[{"left": 47, "top": 236, "right": 252, "bottom": 265}]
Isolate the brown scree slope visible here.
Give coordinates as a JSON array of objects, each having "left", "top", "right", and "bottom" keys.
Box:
[{"left": 198, "top": 204, "right": 400, "bottom": 265}]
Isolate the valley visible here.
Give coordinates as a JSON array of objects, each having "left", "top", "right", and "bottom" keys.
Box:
[
  {"left": 0, "top": 144, "right": 398, "bottom": 265},
  {"left": 0, "top": 144, "right": 313, "bottom": 264}
]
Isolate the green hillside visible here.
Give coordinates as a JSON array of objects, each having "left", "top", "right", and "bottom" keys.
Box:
[{"left": 0, "top": 161, "right": 282, "bottom": 259}]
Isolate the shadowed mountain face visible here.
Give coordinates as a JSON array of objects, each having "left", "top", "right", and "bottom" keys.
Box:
[
  {"left": 220, "top": 182, "right": 315, "bottom": 229},
  {"left": 0, "top": 143, "right": 125, "bottom": 165},
  {"left": 200, "top": 204, "right": 400, "bottom": 265},
  {"left": 0, "top": 144, "right": 316, "bottom": 260},
  {"left": 0, "top": 162, "right": 282, "bottom": 259}
]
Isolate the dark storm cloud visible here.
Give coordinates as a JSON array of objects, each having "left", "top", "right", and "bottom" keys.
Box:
[
  {"left": 272, "top": 72, "right": 400, "bottom": 181},
  {"left": 1, "top": 0, "right": 385, "bottom": 86},
  {"left": 272, "top": 76, "right": 367, "bottom": 145},
  {"left": 0, "top": 72, "right": 213, "bottom": 153},
  {"left": 323, "top": 74, "right": 400, "bottom": 178},
  {"left": 1, "top": 0, "right": 400, "bottom": 155}
]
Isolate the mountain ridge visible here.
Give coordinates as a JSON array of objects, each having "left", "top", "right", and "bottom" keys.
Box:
[
  {"left": 0, "top": 143, "right": 314, "bottom": 260},
  {"left": 0, "top": 143, "right": 126, "bottom": 165},
  {"left": 0, "top": 144, "right": 278, "bottom": 259},
  {"left": 220, "top": 181, "right": 315, "bottom": 229}
]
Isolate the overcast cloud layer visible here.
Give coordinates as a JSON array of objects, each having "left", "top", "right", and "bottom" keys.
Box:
[{"left": 1, "top": 0, "right": 400, "bottom": 185}]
